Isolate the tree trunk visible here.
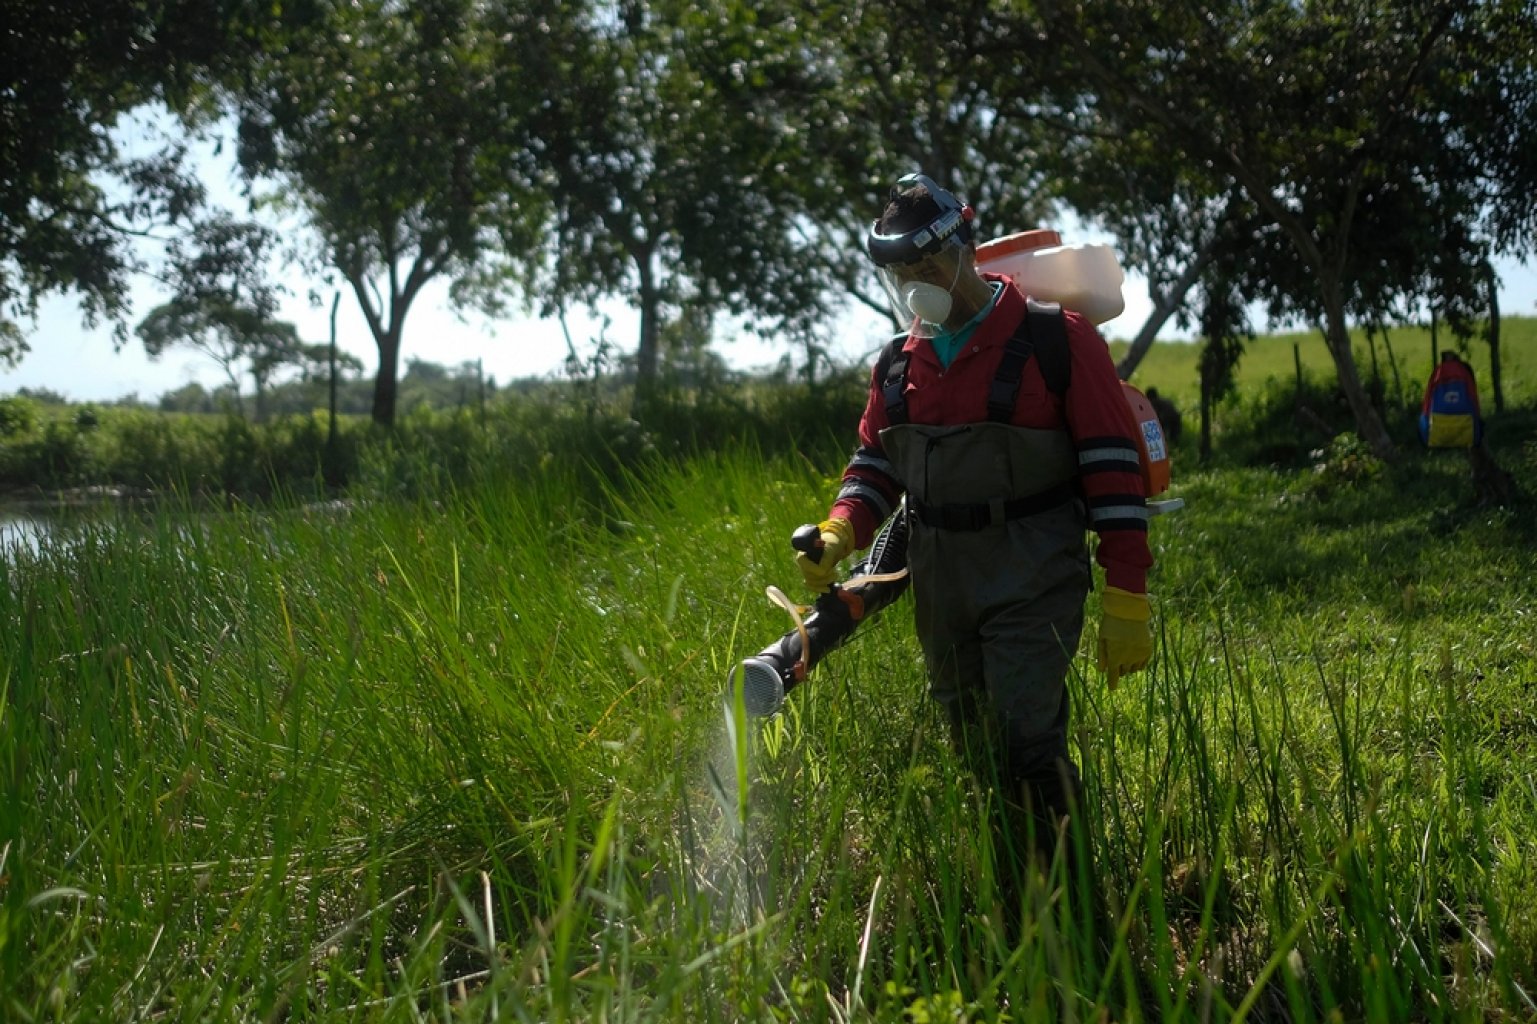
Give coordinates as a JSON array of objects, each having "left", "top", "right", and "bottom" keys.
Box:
[
  {"left": 353, "top": 273, "right": 424, "bottom": 428},
  {"left": 372, "top": 328, "right": 401, "bottom": 427},
  {"left": 349, "top": 245, "right": 436, "bottom": 429},
  {"left": 222, "top": 364, "right": 246, "bottom": 420},
  {"left": 1380, "top": 326, "right": 1403, "bottom": 414},
  {"left": 327, "top": 291, "right": 340, "bottom": 452},
  {"left": 1198, "top": 382, "right": 1213, "bottom": 461},
  {"left": 632, "top": 247, "right": 660, "bottom": 420},
  {"left": 1319, "top": 283, "right": 1396, "bottom": 460},
  {"left": 1116, "top": 252, "right": 1209, "bottom": 380},
  {"left": 1486, "top": 261, "right": 1505, "bottom": 414}
]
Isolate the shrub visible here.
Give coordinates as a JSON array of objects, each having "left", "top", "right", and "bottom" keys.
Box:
[
  {"left": 1207, "top": 372, "right": 1354, "bottom": 468},
  {"left": 21, "top": 419, "right": 101, "bottom": 489},
  {"left": 0, "top": 396, "right": 38, "bottom": 438},
  {"left": 1305, "top": 432, "right": 1385, "bottom": 499},
  {"left": 105, "top": 411, "right": 220, "bottom": 492}
]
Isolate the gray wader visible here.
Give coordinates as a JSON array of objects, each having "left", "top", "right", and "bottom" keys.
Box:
[{"left": 880, "top": 420, "right": 1090, "bottom": 818}]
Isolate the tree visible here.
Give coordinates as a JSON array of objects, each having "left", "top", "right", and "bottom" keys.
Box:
[
  {"left": 1039, "top": 0, "right": 1536, "bottom": 460},
  {"left": 158, "top": 382, "right": 216, "bottom": 414},
  {"left": 530, "top": 0, "right": 881, "bottom": 415},
  {"left": 139, "top": 304, "right": 297, "bottom": 419},
  {"left": 773, "top": 0, "right": 1069, "bottom": 336},
  {"left": 232, "top": 0, "right": 556, "bottom": 426},
  {"left": 1, "top": 0, "right": 305, "bottom": 363},
  {"left": 136, "top": 214, "right": 303, "bottom": 421}
]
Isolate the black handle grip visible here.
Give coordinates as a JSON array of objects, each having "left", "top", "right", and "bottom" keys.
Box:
[{"left": 791, "top": 523, "right": 825, "bottom": 562}]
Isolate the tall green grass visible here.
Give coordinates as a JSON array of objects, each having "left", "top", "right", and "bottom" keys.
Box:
[{"left": 4, "top": 423, "right": 1535, "bottom": 1020}]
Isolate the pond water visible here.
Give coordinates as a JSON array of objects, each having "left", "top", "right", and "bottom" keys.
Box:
[
  {"left": 0, "top": 503, "right": 121, "bottom": 560},
  {"left": 0, "top": 510, "right": 51, "bottom": 557}
]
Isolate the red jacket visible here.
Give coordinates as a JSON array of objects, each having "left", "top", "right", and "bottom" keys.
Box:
[{"left": 830, "top": 275, "right": 1154, "bottom": 593}]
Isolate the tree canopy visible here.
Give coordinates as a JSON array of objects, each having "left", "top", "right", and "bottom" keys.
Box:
[
  {"left": 1038, "top": 0, "right": 1537, "bottom": 456},
  {"left": 1, "top": 0, "right": 307, "bottom": 363},
  {"left": 7, "top": 0, "right": 1536, "bottom": 446}
]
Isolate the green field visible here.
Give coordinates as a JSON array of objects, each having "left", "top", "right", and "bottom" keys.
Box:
[
  {"left": 3, "top": 328, "right": 1536, "bottom": 1021},
  {"left": 1111, "top": 316, "right": 1537, "bottom": 415}
]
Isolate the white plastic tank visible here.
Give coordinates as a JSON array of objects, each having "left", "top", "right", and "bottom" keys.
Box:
[{"left": 974, "top": 229, "right": 1126, "bottom": 325}]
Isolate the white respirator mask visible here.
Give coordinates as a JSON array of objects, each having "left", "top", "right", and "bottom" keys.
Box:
[{"left": 900, "top": 267, "right": 961, "bottom": 325}]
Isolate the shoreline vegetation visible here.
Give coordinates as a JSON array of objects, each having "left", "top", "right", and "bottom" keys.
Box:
[
  {"left": 2, "top": 316, "right": 1533, "bottom": 505},
  {"left": 3, "top": 321, "right": 1535, "bottom": 1020}
]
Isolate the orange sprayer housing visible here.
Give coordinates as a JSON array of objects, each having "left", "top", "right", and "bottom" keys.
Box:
[
  {"left": 1121, "top": 382, "right": 1171, "bottom": 496},
  {"left": 974, "top": 229, "right": 1063, "bottom": 262}
]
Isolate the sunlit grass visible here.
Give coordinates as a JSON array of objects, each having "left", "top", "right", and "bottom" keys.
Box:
[
  {"left": 3, "top": 430, "right": 1535, "bottom": 1020},
  {"left": 1110, "top": 314, "right": 1537, "bottom": 414}
]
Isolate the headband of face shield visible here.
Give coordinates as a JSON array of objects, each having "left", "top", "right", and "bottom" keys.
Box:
[{"left": 867, "top": 174, "right": 977, "bottom": 336}]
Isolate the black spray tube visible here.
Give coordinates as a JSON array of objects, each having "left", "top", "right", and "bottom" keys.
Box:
[{"left": 731, "top": 508, "right": 911, "bottom": 717}]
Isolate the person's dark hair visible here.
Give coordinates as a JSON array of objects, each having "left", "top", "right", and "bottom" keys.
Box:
[{"left": 877, "top": 183, "right": 942, "bottom": 236}]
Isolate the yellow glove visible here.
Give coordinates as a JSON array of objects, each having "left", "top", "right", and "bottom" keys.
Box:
[
  {"left": 1096, "top": 586, "right": 1152, "bottom": 689},
  {"left": 793, "top": 517, "right": 856, "bottom": 593}
]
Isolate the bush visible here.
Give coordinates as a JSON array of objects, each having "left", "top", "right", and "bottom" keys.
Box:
[
  {"left": 1304, "top": 432, "right": 1385, "bottom": 499},
  {"left": 1206, "top": 372, "right": 1356, "bottom": 468},
  {"left": 23, "top": 419, "right": 101, "bottom": 489},
  {"left": 0, "top": 396, "right": 38, "bottom": 438},
  {"left": 104, "top": 411, "right": 220, "bottom": 492}
]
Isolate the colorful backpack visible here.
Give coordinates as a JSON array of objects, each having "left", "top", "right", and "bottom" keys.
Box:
[{"left": 1418, "top": 355, "right": 1483, "bottom": 448}]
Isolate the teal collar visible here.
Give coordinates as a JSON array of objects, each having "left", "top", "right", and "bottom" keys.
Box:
[{"left": 930, "top": 282, "right": 1003, "bottom": 369}]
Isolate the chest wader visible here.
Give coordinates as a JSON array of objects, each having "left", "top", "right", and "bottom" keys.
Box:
[
  {"left": 880, "top": 419, "right": 1088, "bottom": 787},
  {"left": 877, "top": 305, "right": 1118, "bottom": 940},
  {"left": 882, "top": 419, "right": 1093, "bottom": 928}
]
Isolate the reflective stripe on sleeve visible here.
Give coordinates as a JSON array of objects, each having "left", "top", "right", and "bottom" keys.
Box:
[
  {"left": 847, "top": 448, "right": 897, "bottom": 476},
  {"left": 1089, "top": 503, "right": 1151, "bottom": 530},
  {"left": 836, "top": 480, "right": 896, "bottom": 520},
  {"left": 1078, "top": 445, "right": 1140, "bottom": 474}
]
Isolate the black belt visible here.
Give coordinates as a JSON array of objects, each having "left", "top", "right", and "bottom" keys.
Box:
[{"left": 909, "top": 481, "right": 1077, "bottom": 531}]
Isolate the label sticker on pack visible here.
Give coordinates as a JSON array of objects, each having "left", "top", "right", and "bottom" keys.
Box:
[{"left": 1142, "top": 419, "right": 1167, "bottom": 462}]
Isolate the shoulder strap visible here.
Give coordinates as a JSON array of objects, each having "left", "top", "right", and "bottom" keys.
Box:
[
  {"left": 879, "top": 302, "right": 1072, "bottom": 427},
  {"left": 986, "top": 299, "right": 1071, "bottom": 423},
  {"left": 987, "top": 323, "right": 1036, "bottom": 422},
  {"left": 1029, "top": 298, "right": 1071, "bottom": 397},
  {"left": 876, "top": 331, "right": 912, "bottom": 426}
]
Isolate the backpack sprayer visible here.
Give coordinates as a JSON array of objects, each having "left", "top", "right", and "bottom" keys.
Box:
[{"left": 728, "top": 227, "right": 1183, "bottom": 718}]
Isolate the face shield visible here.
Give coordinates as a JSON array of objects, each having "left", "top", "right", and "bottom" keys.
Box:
[
  {"left": 875, "top": 244, "right": 968, "bottom": 339},
  {"left": 866, "top": 174, "right": 977, "bottom": 338}
]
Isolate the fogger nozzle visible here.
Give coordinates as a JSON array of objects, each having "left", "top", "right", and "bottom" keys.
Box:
[{"left": 733, "top": 657, "right": 789, "bottom": 718}]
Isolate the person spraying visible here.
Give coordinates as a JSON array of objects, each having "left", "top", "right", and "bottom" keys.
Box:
[{"left": 789, "top": 172, "right": 1157, "bottom": 922}]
